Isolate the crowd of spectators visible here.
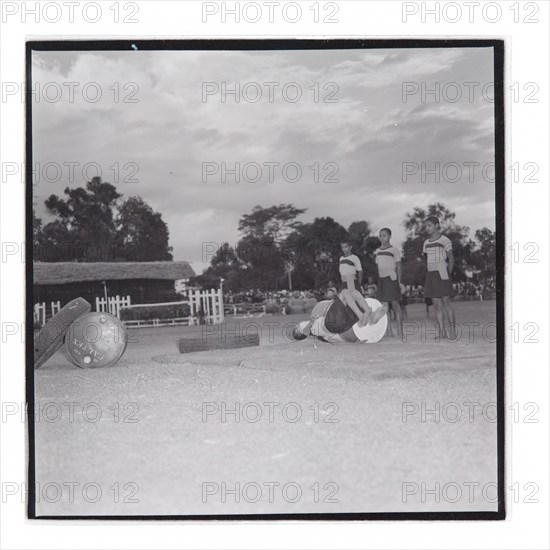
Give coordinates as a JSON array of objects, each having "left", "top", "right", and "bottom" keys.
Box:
[
  {"left": 407, "top": 281, "right": 495, "bottom": 301},
  {"left": 224, "top": 289, "right": 315, "bottom": 305},
  {"left": 224, "top": 280, "right": 495, "bottom": 308}
]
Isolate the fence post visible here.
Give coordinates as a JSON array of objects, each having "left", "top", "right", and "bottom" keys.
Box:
[
  {"left": 206, "top": 290, "right": 212, "bottom": 322},
  {"left": 34, "top": 302, "right": 46, "bottom": 327},
  {"left": 51, "top": 301, "right": 61, "bottom": 317},
  {"left": 117, "top": 290, "right": 222, "bottom": 326},
  {"left": 188, "top": 291, "right": 195, "bottom": 325},
  {"left": 218, "top": 288, "right": 224, "bottom": 323},
  {"left": 108, "top": 295, "right": 129, "bottom": 319}
]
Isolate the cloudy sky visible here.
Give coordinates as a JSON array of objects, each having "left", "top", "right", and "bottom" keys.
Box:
[{"left": 32, "top": 45, "right": 495, "bottom": 274}]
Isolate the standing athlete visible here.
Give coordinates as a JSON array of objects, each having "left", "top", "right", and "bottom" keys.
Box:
[
  {"left": 374, "top": 228, "right": 403, "bottom": 337},
  {"left": 423, "top": 216, "right": 457, "bottom": 339},
  {"left": 338, "top": 239, "right": 374, "bottom": 326}
]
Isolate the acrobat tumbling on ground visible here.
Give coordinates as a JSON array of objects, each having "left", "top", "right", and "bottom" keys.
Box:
[{"left": 292, "top": 287, "right": 388, "bottom": 344}]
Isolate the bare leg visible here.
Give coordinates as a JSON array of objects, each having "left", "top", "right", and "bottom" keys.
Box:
[
  {"left": 349, "top": 289, "right": 370, "bottom": 312},
  {"left": 384, "top": 305, "right": 394, "bottom": 337},
  {"left": 391, "top": 300, "right": 403, "bottom": 337},
  {"left": 441, "top": 296, "right": 457, "bottom": 339},
  {"left": 354, "top": 289, "right": 387, "bottom": 325},
  {"left": 340, "top": 289, "right": 387, "bottom": 326},
  {"left": 349, "top": 289, "right": 374, "bottom": 326},
  {"left": 432, "top": 298, "right": 444, "bottom": 339},
  {"left": 339, "top": 289, "right": 367, "bottom": 324},
  {"left": 366, "top": 299, "right": 388, "bottom": 325}
]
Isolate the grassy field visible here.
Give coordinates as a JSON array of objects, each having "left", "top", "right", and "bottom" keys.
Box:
[{"left": 34, "top": 300, "right": 498, "bottom": 516}]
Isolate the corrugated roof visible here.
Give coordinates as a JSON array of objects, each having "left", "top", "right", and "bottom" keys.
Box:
[{"left": 34, "top": 261, "right": 195, "bottom": 285}]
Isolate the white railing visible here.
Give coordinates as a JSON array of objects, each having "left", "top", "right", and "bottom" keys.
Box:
[
  {"left": 121, "top": 289, "right": 224, "bottom": 327},
  {"left": 34, "top": 289, "right": 224, "bottom": 328},
  {"left": 122, "top": 317, "right": 192, "bottom": 329},
  {"left": 34, "top": 303, "right": 46, "bottom": 326},
  {"left": 33, "top": 301, "right": 60, "bottom": 327},
  {"left": 227, "top": 302, "right": 267, "bottom": 318},
  {"left": 188, "top": 288, "right": 224, "bottom": 325},
  {"left": 95, "top": 295, "right": 131, "bottom": 318}
]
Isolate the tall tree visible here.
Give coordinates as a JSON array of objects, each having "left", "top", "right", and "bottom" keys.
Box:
[
  {"left": 238, "top": 204, "right": 306, "bottom": 241},
  {"left": 347, "top": 221, "right": 380, "bottom": 281},
  {"left": 193, "top": 243, "right": 244, "bottom": 291},
  {"left": 403, "top": 203, "right": 469, "bottom": 241},
  {"left": 286, "top": 217, "right": 348, "bottom": 289},
  {"left": 237, "top": 204, "right": 306, "bottom": 290},
  {"left": 347, "top": 220, "right": 373, "bottom": 255},
  {"left": 471, "top": 227, "right": 496, "bottom": 282},
  {"left": 117, "top": 197, "right": 173, "bottom": 261},
  {"left": 32, "top": 210, "right": 43, "bottom": 259},
  {"left": 35, "top": 177, "right": 173, "bottom": 262},
  {"left": 40, "top": 177, "right": 121, "bottom": 261},
  {"left": 235, "top": 236, "right": 276, "bottom": 290}
]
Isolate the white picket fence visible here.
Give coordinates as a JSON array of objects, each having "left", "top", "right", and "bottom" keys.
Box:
[
  {"left": 95, "top": 295, "right": 131, "bottom": 318},
  {"left": 188, "top": 288, "right": 224, "bottom": 325},
  {"left": 120, "top": 298, "right": 191, "bottom": 328},
  {"left": 34, "top": 289, "right": 225, "bottom": 329},
  {"left": 98, "top": 289, "right": 224, "bottom": 328},
  {"left": 33, "top": 301, "right": 60, "bottom": 327}
]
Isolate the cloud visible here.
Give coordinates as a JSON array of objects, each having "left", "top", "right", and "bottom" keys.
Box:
[{"left": 32, "top": 46, "right": 496, "bottom": 272}]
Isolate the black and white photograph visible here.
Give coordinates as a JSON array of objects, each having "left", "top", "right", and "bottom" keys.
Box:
[{"left": 28, "top": 39, "right": 504, "bottom": 519}]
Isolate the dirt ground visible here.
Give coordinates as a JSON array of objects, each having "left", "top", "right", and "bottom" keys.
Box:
[{"left": 33, "top": 300, "right": 498, "bottom": 517}]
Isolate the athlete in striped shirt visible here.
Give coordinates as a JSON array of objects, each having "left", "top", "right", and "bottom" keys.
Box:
[
  {"left": 339, "top": 239, "right": 376, "bottom": 327},
  {"left": 423, "top": 216, "right": 457, "bottom": 339},
  {"left": 374, "top": 228, "right": 403, "bottom": 337}
]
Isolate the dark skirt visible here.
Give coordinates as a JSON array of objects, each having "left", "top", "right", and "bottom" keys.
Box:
[
  {"left": 424, "top": 271, "right": 453, "bottom": 298},
  {"left": 376, "top": 276, "right": 401, "bottom": 302},
  {"left": 324, "top": 297, "right": 358, "bottom": 334}
]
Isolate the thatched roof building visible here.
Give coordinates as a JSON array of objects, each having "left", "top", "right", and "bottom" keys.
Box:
[
  {"left": 34, "top": 261, "right": 195, "bottom": 285},
  {"left": 33, "top": 261, "right": 196, "bottom": 306}
]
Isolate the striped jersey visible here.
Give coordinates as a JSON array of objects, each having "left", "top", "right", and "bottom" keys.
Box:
[
  {"left": 374, "top": 246, "right": 401, "bottom": 280},
  {"left": 423, "top": 235, "right": 453, "bottom": 280},
  {"left": 339, "top": 254, "right": 362, "bottom": 279}
]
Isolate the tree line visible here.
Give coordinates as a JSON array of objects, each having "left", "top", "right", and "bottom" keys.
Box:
[
  {"left": 195, "top": 203, "right": 496, "bottom": 291},
  {"left": 33, "top": 177, "right": 173, "bottom": 262},
  {"left": 33, "top": 178, "right": 495, "bottom": 290}
]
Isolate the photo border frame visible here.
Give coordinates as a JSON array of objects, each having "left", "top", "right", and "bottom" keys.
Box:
[{"left": 26, "top": 37, "right": 505, "bottom": 521}]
